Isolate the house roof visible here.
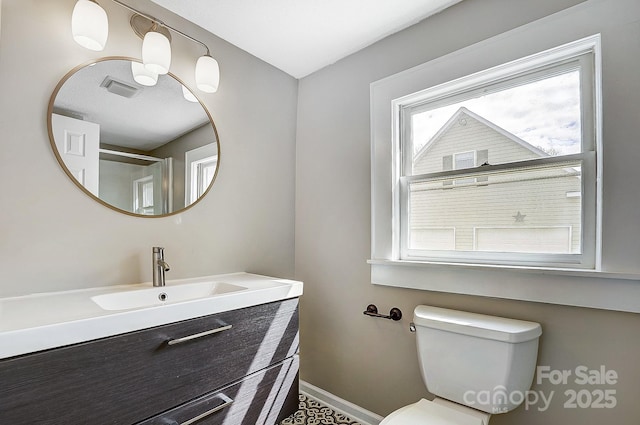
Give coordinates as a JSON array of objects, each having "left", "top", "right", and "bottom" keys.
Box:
[{"left": 413, "top": 107, "right": 549, "bottom": 163}]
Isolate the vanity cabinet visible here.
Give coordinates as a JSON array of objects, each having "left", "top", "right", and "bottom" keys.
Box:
[{"left": 0, "top": 298, "right": 300, "bottom": 425}]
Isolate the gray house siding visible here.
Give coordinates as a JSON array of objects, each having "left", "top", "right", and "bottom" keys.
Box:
[{"left": 409, "top": 108, "right": 581, "bottom": 253}]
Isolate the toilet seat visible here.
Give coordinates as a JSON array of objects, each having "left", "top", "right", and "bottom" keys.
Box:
[{"left": 380, "top": 398, "right": 489, "bottom": 425}]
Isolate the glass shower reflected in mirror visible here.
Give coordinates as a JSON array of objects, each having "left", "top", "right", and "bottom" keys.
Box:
[{"left": 98, "top": 150, "right": 171, "bottom": 215}]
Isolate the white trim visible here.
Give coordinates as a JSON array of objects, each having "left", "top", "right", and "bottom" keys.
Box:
[
  {"left": 300, "top": 380, "right": 384, "bottom": 425},
  {"left": 369, "top": 260, "right": 640, "bottom": 314},
  {"left": 592, "top": 32, "right": 604, "bottom": 272}
]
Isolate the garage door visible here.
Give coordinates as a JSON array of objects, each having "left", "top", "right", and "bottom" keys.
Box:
[
  {"left": 410, "top": 227, "right": 456, "bottom": 250},
  {"left": 475, "top": 227, "right": 572, "bottom": 253}
]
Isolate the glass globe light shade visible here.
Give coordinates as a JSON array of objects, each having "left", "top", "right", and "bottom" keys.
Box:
[
  {"left": 142, "top": 31, "right": 171, "bottom": 75},
  {"left": 195, "top": 55, "right": 220, "bottom": 93},
  {"left": 72, "top": 0, "right": 108, "bottom": 51}
]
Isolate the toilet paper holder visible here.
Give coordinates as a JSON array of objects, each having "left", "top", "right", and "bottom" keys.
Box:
[{"left": 363, "top": 304, "right": 402, "bottom": 321}]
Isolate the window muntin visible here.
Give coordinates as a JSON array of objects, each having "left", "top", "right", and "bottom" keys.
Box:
[{"left": 396, "top": 47, "right": 597, "bottom": 268}]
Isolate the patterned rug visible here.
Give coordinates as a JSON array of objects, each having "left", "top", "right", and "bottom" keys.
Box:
[{"left": 281, "top": 394, "right": 363, "bottom": 425}]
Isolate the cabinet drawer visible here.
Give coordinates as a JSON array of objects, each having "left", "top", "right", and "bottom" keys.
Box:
[
  {"left": 0, "top": 298, "right": 299, "bottom": 425},
  {"left": 137, "top": 355, "right": 299, "bottom": 425}
]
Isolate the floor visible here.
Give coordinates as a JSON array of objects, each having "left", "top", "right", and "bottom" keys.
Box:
[{"left": 281, "top": 394, "right": 363, "bottom": 425}]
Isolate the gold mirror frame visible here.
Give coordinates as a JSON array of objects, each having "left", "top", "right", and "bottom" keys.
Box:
[{"left": 47, "top": 57, "right": 220, "bottom": 218}]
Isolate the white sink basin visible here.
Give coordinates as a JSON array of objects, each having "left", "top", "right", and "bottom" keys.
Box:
[
  {"left": 91, "top": 281, "right": 247, "bottom": 311},
  {"left": 0, "top": 273, "right": 303, "bottom": 360}
]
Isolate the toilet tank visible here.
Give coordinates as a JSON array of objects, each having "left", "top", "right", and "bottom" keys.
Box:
[{"left": 413, "top": 306, "right": 542, "bottom": 414}]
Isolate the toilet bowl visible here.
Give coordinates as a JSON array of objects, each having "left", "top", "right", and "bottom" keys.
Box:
[{"left": 380, "top": 306, "right": 542, "bottom": 425}]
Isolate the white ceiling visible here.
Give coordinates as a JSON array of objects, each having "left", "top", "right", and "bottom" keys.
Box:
[
  {"left": 54, "top": 59, "right": 210, "bottom": 150},
  {"left": 150, "top": 0, "right": 464, "bottom": 78}
]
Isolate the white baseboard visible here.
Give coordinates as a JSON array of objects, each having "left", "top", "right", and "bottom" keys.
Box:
[{"left": 300, "top": 380, "right": 384, "bottom": 425}]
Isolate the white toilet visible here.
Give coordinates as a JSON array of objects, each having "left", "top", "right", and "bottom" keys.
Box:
[{"left": 381, "top": 305, "right": 542, "bottom": 425}]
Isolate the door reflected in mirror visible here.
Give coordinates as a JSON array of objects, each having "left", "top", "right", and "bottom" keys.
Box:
[{"left": 47, "top": 57, "right": 220, "bottom": 217}]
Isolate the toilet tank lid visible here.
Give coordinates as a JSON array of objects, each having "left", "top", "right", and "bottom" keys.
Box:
[{"left": 413, "top": 306, "right": 542, "bottom": 343}]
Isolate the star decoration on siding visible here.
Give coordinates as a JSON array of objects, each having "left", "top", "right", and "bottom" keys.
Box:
[{"left": 513, "top": 211, "right": 526, "bottom": 222}]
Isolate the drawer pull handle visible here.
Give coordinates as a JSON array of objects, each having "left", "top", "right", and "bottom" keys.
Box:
[
  {"left": 167, "top": 324, "right": 233, "bottom": 346},
  {"left": 180, "top": 394, "right": 234, "bottom": 425}
]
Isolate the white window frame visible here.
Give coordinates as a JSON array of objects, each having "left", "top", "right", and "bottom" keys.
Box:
[
  {"left": 185, "top": 143, "right": 218, "bottom": 205},
  {"left": 382, "top": 36, "right": 600, "bottom": 270}
]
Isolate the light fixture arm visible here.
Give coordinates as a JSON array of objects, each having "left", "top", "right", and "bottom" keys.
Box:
[{"left": 110, "top": 0, "right": 210, "bottom": 54}]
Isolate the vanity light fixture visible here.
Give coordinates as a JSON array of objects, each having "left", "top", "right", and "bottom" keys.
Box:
[
  {"left": 71, "top": 0, "right": 109, "bottom": 51},
  {"left": 131, "top": 61, "right": 158, "bottom": 87},
  {"left": 142, "top": 24, "right": 171, "bottom": 75},
  {"left": 71, "top": 0, "right": 220, "bottom": 93}
]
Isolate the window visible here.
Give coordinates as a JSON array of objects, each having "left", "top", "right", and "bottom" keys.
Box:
[
  {"left": 189, "top": 156, "right": 218, "bottom": 203},
  {"left": 185, "top": 143, "right": 218, "bottom": 205},
  {"left": 442, "top": 150, "right": 485, "bottom": 186},
  {"left": 372, "top": 35, "right": 601, "bottom": 270},
  {"left": 454, "top": 151, "right": 475, "bottom": 170},
  {"left": 133, "top": 175, "right": 155, "bottom": 215}
]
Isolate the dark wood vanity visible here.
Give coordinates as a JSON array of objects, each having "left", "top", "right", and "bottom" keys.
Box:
[{"left": 0, "top": 298, "right": 300, "bottom": 425}]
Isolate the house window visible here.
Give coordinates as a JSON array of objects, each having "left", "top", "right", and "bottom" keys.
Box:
[
  {"left": 442, "top": 150, "right": 487, "bottom": 186},
  {"left": 454, "top": 151, "right": 475, "bottom": 170},
  {"left": 386, "top": 36, "right": 601, "bottom": 269}
]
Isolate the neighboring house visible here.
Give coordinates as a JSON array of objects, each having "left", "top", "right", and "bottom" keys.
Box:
[{"left": 409, "top": 107, "right": 581, "bottom": 254}]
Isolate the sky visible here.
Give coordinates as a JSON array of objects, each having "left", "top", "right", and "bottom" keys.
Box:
[{"left": 411, "top": 70, "right": 582, "bottom": 157}]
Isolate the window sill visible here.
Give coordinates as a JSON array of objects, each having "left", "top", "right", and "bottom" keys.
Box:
[{"left": 368, "top": 259, "right": 640, "bottom": 313}]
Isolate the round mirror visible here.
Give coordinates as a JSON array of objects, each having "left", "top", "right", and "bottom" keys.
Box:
[{"left": 47, "top": 57, "right": 220, "bottom": 217}]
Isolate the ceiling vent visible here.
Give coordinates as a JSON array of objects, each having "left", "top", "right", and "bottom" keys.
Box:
[{"left": 100, "top": 76, "right": 140, "bottom": 98}]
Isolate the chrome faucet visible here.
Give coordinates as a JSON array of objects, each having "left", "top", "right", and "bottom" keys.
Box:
[{"left": 152, "top": 247, "right": 170, "bottom": 287}]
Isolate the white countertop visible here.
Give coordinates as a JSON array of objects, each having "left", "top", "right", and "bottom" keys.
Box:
[{"left": 0, "top": 273, "right": 303, "bottom": 360}]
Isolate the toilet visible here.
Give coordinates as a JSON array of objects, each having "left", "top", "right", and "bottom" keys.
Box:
[{"left": 381, "top": 305, "right": 542, "bottom": 425}]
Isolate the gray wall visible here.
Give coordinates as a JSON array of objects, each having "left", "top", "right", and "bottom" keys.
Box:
[
  {"left": 295, "top": 0, "right": 640, "bottom": 423},
  {"left": 0, "top": 0, "right": 297, "bottom": 297}
]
